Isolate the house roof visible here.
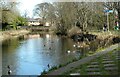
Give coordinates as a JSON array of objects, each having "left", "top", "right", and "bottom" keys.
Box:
[{"left": 27, "top": 18, "right": 41, "bottom": 22}]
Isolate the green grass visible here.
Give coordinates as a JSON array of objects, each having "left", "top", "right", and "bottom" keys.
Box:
[
  {"left": 46, "top": 46, "right": 119, "bottom": 75},
  {"left": 79, "top": 65, "right": 87, "bottom": 75},
  {"left": 64, "top": 48, "right": 119, "bottom": 75},
  {"left": 96, "top": 56, "right": 108, "bottom": 75}
]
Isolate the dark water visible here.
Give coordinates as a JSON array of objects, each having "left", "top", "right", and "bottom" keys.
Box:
[{"left": 2, "top": 34, "right": 84, "bottom": 75}]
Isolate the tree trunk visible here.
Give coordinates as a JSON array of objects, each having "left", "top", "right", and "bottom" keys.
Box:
[{"left": 117, "top": 9, "right": 120, "bottom": 27}]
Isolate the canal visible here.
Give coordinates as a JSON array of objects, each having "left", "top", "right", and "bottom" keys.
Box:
[{"left": 2, "top": 34, "right": 83, "bottom": 75}]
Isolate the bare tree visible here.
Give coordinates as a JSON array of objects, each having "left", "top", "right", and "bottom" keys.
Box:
[
  {"left": 33, "top": 2, "right": 114, "bottom": 34},
  {"left": 1, "top": 0, "right": 26, "bottom": 30}
]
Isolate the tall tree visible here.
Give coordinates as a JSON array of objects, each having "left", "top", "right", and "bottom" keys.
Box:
[
  {"left": 103, "top": 2, "right": 120, "bottom": 30},
  {"left": 34, "top": 2, "right": 52, "bottom": 25},
  {"left": 1, "top": 0, "right": 27, "bottom": 30},
  {"left": 33, "top": 2, "right": 115, "bottom": 34}
]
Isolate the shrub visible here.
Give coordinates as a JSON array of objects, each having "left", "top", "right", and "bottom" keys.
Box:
[{"left": 41, "top": 70, "right": 47, "bottom": 75}]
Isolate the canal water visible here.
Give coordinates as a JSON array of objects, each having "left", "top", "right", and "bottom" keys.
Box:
[{"left": 2, "top": 34, "right": 83, "bottom": 75}]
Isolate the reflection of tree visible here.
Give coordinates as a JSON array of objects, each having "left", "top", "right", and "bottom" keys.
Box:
[
  {"left": 2, "top": 38, "right": 20, "bottom": 75},
  {"left": 2, "top": 38, "right": 20, "bottom": 53},
  {"left": 61, "top": 38, "right": 74, "bottom": 52}
]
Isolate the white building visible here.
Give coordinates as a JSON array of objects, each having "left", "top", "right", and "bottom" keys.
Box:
[
  {"left": 27, "top": 18, "right": 50, "bottom": 26},
  {"left": 27, "top": 18, "right": 41, "bottom": 26}
]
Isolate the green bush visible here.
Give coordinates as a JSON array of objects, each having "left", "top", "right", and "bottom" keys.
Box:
[{"left": 41, "top": 70, "right": 47, "bottom": 75}]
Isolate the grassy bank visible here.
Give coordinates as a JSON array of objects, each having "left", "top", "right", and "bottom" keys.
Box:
[
  {"left": 89, "top": 30, "right": 120, "bottom": 39},
  {"left": 64, "top": 48, "right": 119, "bottom": 75},
  {"left": 41, "top": 44, "right": 119, "bottom": 75},
  {"left": 0, "top": 29, "right": 30, "bottom": 42}
]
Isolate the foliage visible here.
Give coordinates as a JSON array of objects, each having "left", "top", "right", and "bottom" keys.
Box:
[
  {"left": 41, "top": 70, "right": 47, "bottom": 75},
  {"left": 104, "top": 2, "right": 120, "bottom": 31},
  {"left": 1, "top": 1, "right": 28, "bottom": 30},
  {"left": 33, "top": 2, "right": 56, "bottom": 25},
  {"left": 33, "top": 2, "right": 117, "bottom": 34},
  {"left": 17, "top": 16, "right": 28, "bottom": 26}
]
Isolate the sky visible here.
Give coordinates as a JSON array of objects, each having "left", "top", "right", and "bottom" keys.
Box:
[
  {"left": 8, "top": 0, "right": 119, "bottom": 18},
  {"left": 18, "top": 0, "right": 44, "bottom": 18}
]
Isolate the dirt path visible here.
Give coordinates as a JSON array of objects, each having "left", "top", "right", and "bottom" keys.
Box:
[{"left": 47, "top": 44, "right": 119, "bottom": 75}]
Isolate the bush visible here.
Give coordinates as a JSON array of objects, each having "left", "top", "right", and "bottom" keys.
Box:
[
  {"left": 58, "top": 64, "right": 62, "bottom": 68},
  {"left": 49, "top": 66, "right": 58, "bottom": 71},
  {"left": 41, "top": 70, "right": 47, "bottom": 75}
]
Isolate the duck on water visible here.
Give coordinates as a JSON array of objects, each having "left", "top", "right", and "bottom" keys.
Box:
[{"left": 7, "top": 65, "right": 12, "bottom": 75}]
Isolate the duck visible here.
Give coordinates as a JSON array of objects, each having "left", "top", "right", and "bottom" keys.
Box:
[
  {"left": 73, "top": 44, "right": 76, "bottom": 47},
  {"left": 7, "top": 65, "right": 10, "bottom": 69},
  {"left": 51, "top": 41, "right": 54, "bottom": 43},
  {"left": 49, "top": 47, "right": 52, "bottom": 50},
  {"left": 7, "top": 65, "right": 12, "bottom": 75},
  {"left": 77, "top": 45, "right": 80, "bottom": 48},
  {"left": 8, "top": 69, "right": 12, "bottom": 75},
  {"left": 67, "top": 50, "right": 71, "bottom": 53},
  {"left": 47, "top": 64, "right": 50, "bottom": 68},
  {"left": 73, "top": 51, "right": 76, "bottom": 53}
]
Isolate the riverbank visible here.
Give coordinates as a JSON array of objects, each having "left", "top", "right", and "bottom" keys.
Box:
[
  {"left": 46, "top": 43, "right": 119, "bottom": 75},
  {"left": 0, "top": 29, "right": 30, "bottom": 42},
  {"left": 89, "top": 31, "right": 120, "bottom": 40},
  {"left": 65, "top": 47, "right": 119, "bottom": 75},
  {"left": 71, "top": 30, "right": 120, "bottom": 41},
  {"left": 70, "top": 30, "right": 120, "bottom": 51}
]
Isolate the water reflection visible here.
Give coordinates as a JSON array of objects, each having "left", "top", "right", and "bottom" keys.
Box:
[
  {"left": 2, "top": 34, "right": 80, "bottom": 75},
  {"left": 46, "top": 34, "right": 50, "bottom": 38}
]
